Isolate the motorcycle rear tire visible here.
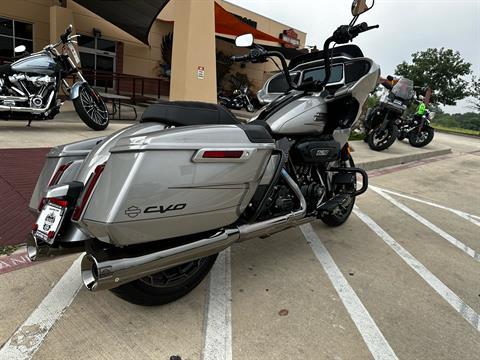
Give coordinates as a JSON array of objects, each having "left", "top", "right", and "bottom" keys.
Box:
[
  {"left": 110, "top": 254, "right": 218, "bottom": 306},
  {"left": 367, "top": 124, "right": 399, "bottom": 151},
  {"left": 73, "top": 85, "right": 109, "bottom": 131},
  {"left": 408, "top": 127, "right": 434, "bottom": 148}
]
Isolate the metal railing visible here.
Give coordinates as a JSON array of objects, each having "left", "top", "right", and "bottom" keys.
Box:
[{"left": 0, "top": 57, "right": 170, "bottom": 104}]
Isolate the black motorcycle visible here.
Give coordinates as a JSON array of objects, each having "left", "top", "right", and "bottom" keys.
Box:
[
  {"left": 397, "top": 108, "right": 435, "bottom": 147},
  {"left": 0, "top": 25, "right": 109, "bottom": 130},
  {"left": 218, "top": 76, "right": 255, "bottom": 113},
  {"left": 364, "top": 78, "right": 414, "bottom": 151}
]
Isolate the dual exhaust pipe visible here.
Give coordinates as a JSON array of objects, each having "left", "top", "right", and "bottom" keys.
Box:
[{"left": 30, "top": 170, "right": 311, "bottom": 292}]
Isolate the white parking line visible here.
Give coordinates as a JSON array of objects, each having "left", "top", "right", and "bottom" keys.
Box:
[
  {"left": 370, "top": 187, "right": 480, "bottom": 262},
  {"left": 371, "top": 185, "right": 480, "bottom": 227},
  {"left": 354, "top": 206, "right": 480, "bottom": 331},
  {"left": 0, "top": 255, "right": 83, "bottom": 360},
  {"left": 300, "top": 224, "right": 399, "bottom": 360},
  {"left": 202, "top": 249, "right": 232, "bottom": 360}
]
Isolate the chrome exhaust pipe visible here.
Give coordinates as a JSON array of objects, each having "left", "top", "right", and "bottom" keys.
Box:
[
  {"left": 27, "top": 234, "right": 84, "bottom": 262},
  {"left": 81, "top": 170, "right": 312, "bottom": 291}
]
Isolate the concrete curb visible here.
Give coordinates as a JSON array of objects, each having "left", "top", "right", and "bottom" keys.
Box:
[{"left": 356, "top": 147, "right": 452, "bottom": 171}]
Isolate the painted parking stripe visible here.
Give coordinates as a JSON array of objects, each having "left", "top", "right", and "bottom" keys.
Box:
[
  {"left": 354, "top": 206, "right": 480, "bottom": 331},
  {"left": 371, "top": 185, "right": 480, "bottom": 227},
  {"left": 300, "top": 224, "right": 398, "bottom": 360},
  {"left": 369, "top": 187, "right": 480, "bottom": 261},
  {"left": 202, "top": 249, "right": 232, "bottom": 360},
  {"left": 0, "top": 255, "right": 83, "bottom": 360}
]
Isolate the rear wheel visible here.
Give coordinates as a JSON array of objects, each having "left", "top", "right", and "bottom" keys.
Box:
[
  {"left": 367, "top": 123, "right": 399, "bottom": 151},
  {"left": 110, "top": 254, "right": 218, "bottom": 306},
  {"left": 73, "top": 84, "right": 109, "bottom": 131},
  {"left": 408, "top": 126, "right": 434, "bottom": 147}
]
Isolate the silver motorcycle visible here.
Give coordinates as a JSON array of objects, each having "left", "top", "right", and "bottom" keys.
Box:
[
  {"left": 27, "top": 0, "right": 379, "bottom": 305},
  {"left": 0, "top": 25, "right": 109, "bottom": 130}
]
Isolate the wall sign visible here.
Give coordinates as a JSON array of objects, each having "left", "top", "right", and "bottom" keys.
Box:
[
  {"left": 280, "top": 29, "right": 300, "bottom": 49},
  {"left": 197, "top": 66, "right": 205, "bottom": 80},
  {"left": 231, "top": 13, "right": 258, "bottom": 29}
]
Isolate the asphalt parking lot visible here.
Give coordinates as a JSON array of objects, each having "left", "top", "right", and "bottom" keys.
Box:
[{"left": 0, "top": 124, "right": 479, "bottom": 359}]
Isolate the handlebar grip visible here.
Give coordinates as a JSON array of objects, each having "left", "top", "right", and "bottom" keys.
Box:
[{"left": 231, "top": 55, "right": 250, "bottom": 62}]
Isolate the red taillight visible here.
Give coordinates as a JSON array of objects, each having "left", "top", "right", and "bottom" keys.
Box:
[
  {"left": 72, "top": 164, "right": 106, "bottom": 221},
  {"left": 202, "top": 150, "right": 244, "bottom": 159},
  {"left": 49, "top": 162, "right": 73, "bottom": 186},
  {"left": 47, "top": 231, "right": 55, "bottom": 239},
  {"left": 50, "top": 198, "right": 68, "bottom": 207}
]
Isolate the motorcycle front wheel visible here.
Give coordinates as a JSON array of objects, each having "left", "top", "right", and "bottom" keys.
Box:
[
  {"left": 73, "top": 84, "right": 109, "bottom": 131},
  {"left": 110, "top": 254, "right": 218, "bottom": 306},
  {"left": 408, "top": 126, "right": 434, "bottom": 148},
  {"left": 319, "top": 155, "right": 356, "bottom": 227},
  {"left": 367, "top": 123, "right": 399, "bottom": 151}
]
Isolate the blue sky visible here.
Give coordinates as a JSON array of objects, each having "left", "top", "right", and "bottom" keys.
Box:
[{"left": 228, "top": 0, "right": 480, "bottom": 113}]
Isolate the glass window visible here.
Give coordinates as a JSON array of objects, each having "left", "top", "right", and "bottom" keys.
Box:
[
  {"left": 0, "top": 17, "right": 13, "bottom": 36},
  {"left": 14, "top": 22, "right": 32, "bottom": 39},
  {"left": 0, "top": 17, "right": 33, "bottom": 58},
  {"left": 268, "top": 72, "right": 300, "bottom": 93},
  {"left": 97, "top": 39, "right": 115, "bottom": 53},
  {"left": 78, "top": 35, "right": 95, "bottom": 49},
  {"left": 0, "top": 36, "right": 13, "bottom": 57}
]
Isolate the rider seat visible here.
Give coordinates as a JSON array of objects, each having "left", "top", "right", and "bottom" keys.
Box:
[{"left": 141, "top": 101, "right": 273, "bottom": 143}]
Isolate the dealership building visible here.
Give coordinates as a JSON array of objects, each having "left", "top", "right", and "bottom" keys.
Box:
[{"left": 0, "top": 0, "right": 307, "bottom": 100}]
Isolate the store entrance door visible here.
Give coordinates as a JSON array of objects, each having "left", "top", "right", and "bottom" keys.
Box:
[{"left": 78, "top": 35, "right": 116, "bottom": 90}]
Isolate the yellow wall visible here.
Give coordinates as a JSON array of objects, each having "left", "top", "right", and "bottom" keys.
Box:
[{"left": 0, "top": 0, "right": 305, "bottom": 90}]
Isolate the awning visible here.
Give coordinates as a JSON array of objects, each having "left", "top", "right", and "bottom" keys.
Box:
[
  {"left": 215, "top": 2, "right": 284, "bottom": 45},
  {"left": 73, "top": 0, "right": 171, "bottom": 45}
]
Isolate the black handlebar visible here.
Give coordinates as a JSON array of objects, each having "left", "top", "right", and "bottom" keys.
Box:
[{"left": 232, "top": 21, "right": 379, "bottom": 93}]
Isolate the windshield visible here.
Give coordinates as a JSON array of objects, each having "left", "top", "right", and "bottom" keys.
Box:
[
  {"left": 391, "top": 78, "right": 414, "bottom": 100},
  {"left": 302, "top": 64, "right": 344, "bottom": 85}
]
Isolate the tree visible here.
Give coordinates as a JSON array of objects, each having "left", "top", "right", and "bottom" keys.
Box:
[
  {"left": 395, "top": 48, "right": 472, "bottom": 106},
  {"left": 468, "top": 76, "right": 480, "bottom": 112}
]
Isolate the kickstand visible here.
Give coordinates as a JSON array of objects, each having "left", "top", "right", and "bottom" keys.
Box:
[{"left": 26, "top": 120, "right": 32, "bottom": 127}]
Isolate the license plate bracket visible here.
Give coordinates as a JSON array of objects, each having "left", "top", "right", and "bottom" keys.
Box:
[{"left": 34, "top": 203, "right": 66, "bottom": 244}]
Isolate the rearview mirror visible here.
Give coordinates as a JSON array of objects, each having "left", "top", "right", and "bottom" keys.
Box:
[
  {"left": 14, "top": 45, "right": 26, "bottom": 53},
  {"left": 351, "top": 0, "right": 374, "bottom": 16},
  {"left": 235, "top": 34, "right": 254, "bottom": 48}
]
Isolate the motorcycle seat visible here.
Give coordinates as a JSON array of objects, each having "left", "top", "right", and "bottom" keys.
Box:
[
  {"left": 141, "top": 101, "right": 240, "bottom": 127},
  {"left": 0, "top": 63, "right": 12, "bottom": 76}
]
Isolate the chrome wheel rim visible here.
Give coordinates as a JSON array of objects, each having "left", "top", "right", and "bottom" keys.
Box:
[{"left": 80, "top": 88, "right": 109, "bottom": 125}]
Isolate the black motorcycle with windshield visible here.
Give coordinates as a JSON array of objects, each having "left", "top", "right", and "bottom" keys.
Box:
[{"left": 0, "top": 25, "right": 109, "bottom": 130}]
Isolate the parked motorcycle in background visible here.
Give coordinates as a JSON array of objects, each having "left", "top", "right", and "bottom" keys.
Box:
[
  {"left": 0, "top": 25, "right": 109, "bottom": 130},
  {"left": 364, "top": 77, "right": 414, "bottom": 151},
  {"left": 397, "top": 106, "right": 435, "bottom": 147},
  {"left": 27, "top": 0, "right": 379, "bottom": 306},
  {"left": 218, "top": 76, "right": 256, "bottom": 113}
]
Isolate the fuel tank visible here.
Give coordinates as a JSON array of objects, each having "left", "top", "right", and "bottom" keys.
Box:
[
  {"left": 266, "top": 95, "right": 328, "bottom": 135},
  {"left": 11, "top": 52, "right": 57, "bottom": 75}
]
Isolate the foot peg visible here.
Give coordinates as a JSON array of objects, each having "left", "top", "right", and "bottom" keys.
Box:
[{"left": 317, "top": 193, "right": 351, "bottom": 215}]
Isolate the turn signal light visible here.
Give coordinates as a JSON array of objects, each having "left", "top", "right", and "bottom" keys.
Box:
[
  {"left": 202, "top": 150, "right": 244, "bottom": 159},
  {"left": 32, "top": 223, "right": 38, "bottom": 232},
  {"left": 72, "top": 164, "right": 106, "bottom": 221},
  {"left": 47, "top": 231, "right": 55, "bottom": 239}
]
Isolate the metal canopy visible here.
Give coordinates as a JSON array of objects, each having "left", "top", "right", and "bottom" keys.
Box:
[{"left": 74, "top": 0, "right": 171, "bottom": 45}]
